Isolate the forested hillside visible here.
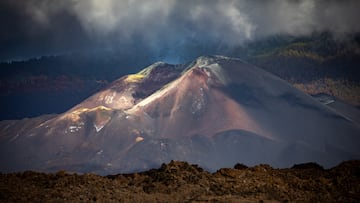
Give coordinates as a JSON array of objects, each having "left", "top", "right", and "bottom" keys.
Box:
[{"left": 241, "top": 33, "right": 360, "bottom": 106}]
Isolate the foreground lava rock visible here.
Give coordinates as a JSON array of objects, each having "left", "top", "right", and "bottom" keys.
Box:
[{"left": 1, "top": 160, "right": 359, "bottom": 202}]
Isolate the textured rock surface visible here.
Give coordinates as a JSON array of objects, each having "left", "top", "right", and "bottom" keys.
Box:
[{"left": 1, "top": 160, "right": 359, "bottom": 202}]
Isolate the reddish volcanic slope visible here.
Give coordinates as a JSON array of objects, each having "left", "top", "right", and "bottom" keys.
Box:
[
  {"left": 128, "top": 62, "right": 271, "bottom": 139},
  {"left": 1, "top": 56, "right": 360, "bottom": 174}
]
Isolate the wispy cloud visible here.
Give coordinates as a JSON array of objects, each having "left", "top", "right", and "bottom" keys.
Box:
[{"left": 1, "top": 0, "right": 360, "bottom": 60}]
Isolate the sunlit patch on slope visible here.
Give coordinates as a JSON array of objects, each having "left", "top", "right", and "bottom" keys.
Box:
[
  {"left": 67, "top": 124, "right": 83, "bottom": 133},
  {"left": 135, "top": 136, "right": 144, "bottom": 142},
  {"left": 37, "top": 105, "right": 115, "bottom": 134},
  {"left": 60, "top": 106, "right": 112, "bottom": 122},
  {"left": 89, "top": 106, "right": 113, "bottom": 132},
  {"left": 94, "top": 123, "right": 105, "bottom": 132},
  {"left": 104, "top": 91, "right": 117, "bottom": 104}
]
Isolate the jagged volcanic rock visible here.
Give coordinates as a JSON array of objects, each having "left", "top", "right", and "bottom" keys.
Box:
[
  {"left": 1, "top": 56, "right": 360, "bottom": 174},
  {"left": 1, "top": 160, "right": 360, "bottom": 202}
]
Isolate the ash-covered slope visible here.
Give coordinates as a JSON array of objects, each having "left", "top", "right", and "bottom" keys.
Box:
[{"left": 1, "top": 56, "right": 359, "bottom": 174}]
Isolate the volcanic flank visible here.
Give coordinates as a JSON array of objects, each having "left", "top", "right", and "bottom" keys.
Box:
[{"left": 0, "top": 56, "right": 360, "bottom": 174}]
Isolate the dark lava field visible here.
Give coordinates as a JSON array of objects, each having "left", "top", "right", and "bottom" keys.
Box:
[{"left": 1, "top": 160, "right": 359, "bottom": 202}]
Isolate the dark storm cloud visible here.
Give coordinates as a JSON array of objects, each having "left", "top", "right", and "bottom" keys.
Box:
[
  {"left": 0, "top": 0, "right": 91, "bottom": 60},
  {"left": 1, "top": 0, "right": 360, "bottom": 61}
]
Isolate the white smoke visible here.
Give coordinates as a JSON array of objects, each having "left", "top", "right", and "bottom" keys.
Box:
[
  {"left": 18, "top": 0, "right": 360, "bottom": 41},
  {"left": 66, "top": 0, "right": 360, "bottom": 43},
  {"left": 243, "top": 0, "right": 360, "bottom": 38}
]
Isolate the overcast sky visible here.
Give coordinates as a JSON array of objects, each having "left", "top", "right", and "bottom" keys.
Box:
[{"left": 1, "top": 0, "right": 360, "bottom": 61}]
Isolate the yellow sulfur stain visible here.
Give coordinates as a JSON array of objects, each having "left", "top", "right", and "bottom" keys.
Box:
[{"left": 124, "top": 73, "right": 145, "bottom": 83}]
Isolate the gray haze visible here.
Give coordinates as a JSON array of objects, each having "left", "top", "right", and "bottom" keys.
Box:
[{"left": 1, "top": 0, "right": 360, "bottom": 60}]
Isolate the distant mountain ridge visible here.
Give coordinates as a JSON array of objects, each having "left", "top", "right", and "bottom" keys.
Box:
[{"left": 1, "top": 55, "right": 359, "bottom": 175}]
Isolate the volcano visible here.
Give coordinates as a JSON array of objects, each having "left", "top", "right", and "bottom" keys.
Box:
[{"left": 1, "top": 56, "right": 360, "bottom": 174}]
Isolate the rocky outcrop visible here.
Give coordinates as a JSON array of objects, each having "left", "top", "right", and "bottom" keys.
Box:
[{"left": 1, "top": 160, "right": 359, "bottom": 202}]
